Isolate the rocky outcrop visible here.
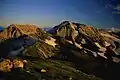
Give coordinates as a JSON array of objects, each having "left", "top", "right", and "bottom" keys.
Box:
[
  {"left": 0, "top": 59, "right": 25, "bottom": 72},
  {"left": 0, "top": 59, "right": 13, "bottom": 72}
]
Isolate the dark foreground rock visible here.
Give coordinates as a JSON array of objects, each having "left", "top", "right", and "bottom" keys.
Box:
[{"left": 0, "top": 57, "right": 102, "bottom": 80}]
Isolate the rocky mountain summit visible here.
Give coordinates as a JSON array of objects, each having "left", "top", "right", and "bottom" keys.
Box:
[
  {"left": 0, "top": 21, "right": 120, "bottom": 80},
  {"left": 0, "top": 24, "right": 39, "bottom": 40},
  {"left": 48, "top": 21, "right": 120, "bottom": 59}
]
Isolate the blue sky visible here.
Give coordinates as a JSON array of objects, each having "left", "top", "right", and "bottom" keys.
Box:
[{"left": 0, "top": 0, "right": 120, "bottom": 28}]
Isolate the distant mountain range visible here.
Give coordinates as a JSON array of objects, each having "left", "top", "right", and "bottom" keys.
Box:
[
  {"left": 0, "top": 21, "right": 120, "bottom": 80},
  {"left": 42, "top": 27, "right": 52, "bottom": 31},
  {"left": 99, "top": 27, "right": 120, "bottom": 32}
]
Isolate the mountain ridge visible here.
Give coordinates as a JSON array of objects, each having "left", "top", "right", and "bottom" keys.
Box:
[
  {"left": 0, "top": 24, "right": 39, "bottom": 40},
  {"left": 0, "top": 22, "right": 120, "bottom": 80}
]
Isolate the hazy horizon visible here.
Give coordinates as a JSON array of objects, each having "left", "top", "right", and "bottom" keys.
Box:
[{"left": 0, "top": 0, "right": 120, "bottom": 28}]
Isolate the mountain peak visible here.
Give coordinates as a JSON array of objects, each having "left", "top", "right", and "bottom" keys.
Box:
[
  {"left": 0, "top": 24, "right": 39, "bottom": 40},
  {"left": 48, "top": 21, "right": 106, "bottom": 46},
  {"left": 60, "top": 21, "right": 70, "bottom": 25}
]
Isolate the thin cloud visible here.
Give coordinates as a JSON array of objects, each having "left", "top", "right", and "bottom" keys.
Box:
[
  {"left": 106, "top": 2, "right": 120, "bottom": 14},
  {"left": 112, "top": 4, "right": 120, "bottom": 14},
  {"left": 113, "top": 4, "right": 120, "bottom": 11},
  {"left": 105, "top": 3, "right": 114, "bottom": 9},
  {"left": 106, "top": 3, "right": 120, "bottom": 11},
  {"left": 112, "top": 11, "right": 120, "bottom": 14}
]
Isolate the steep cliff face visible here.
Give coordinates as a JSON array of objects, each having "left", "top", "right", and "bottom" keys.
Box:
[{"left": 76, "top": 24, "right": 105, "bottom": 43}]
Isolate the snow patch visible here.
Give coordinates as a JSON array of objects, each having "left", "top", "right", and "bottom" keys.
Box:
[{"left": 45, "top": 38, "right": 57, "bottom": 47}]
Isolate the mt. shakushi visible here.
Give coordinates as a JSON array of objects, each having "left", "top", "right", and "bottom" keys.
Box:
[{"left": 0, "top": 24, "right": 39, "bottom": 39}]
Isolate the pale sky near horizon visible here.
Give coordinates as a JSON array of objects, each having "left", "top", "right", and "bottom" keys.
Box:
[{"left": 0, "top": 0, "right": 120, "bottom": 28}]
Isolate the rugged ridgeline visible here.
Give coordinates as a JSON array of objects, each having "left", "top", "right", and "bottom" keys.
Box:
[
  {"left": 0, "top": 24, "right": 52, "bottom": 40},
  {"left": 0, "top": 24, "right": 102, "bottom": 80},
  {"left": 49, "top": 21, "right": 108, "bottom": 45},
  {"left": 0, "top": 24, "right": 38, "bottom": 40},
  {"left": 0, "top": 22, "right": 120, "bottom": 80},
  {"left": 48, "top": 21, "right": 120, "bottom": 57}
]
